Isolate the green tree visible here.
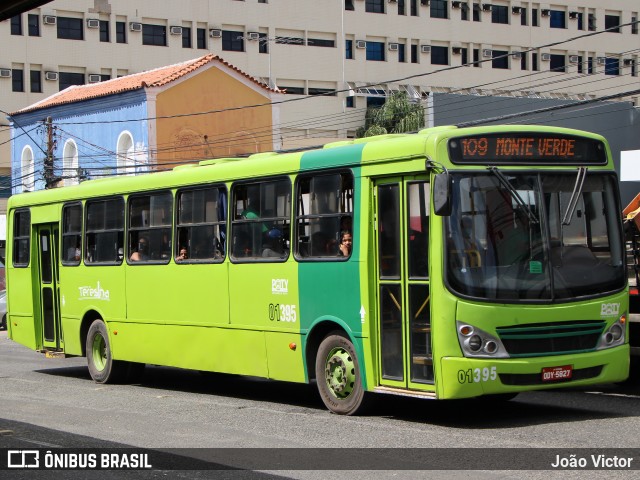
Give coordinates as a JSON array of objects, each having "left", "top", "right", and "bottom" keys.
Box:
[{"left": 355, "top": 92, "right": 425, "bottom": 138}]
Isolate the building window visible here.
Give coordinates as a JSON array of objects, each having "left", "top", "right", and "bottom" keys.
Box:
[
  {"left": 461, "top": 3, "right": 469, "bottom": 21},
  {"left": 473, "top": 3, "right": 481, "bottom": 22},
  {"left": 532, "top": 53, "right": 539, "bottom": 71},
  {"left": 258, "top": 33, "right": 268, "bottom": 53},
  {"left": 365, "top": 0, "right": 384, "bottom": 14},
  {"left": 366, "top": 41, "right": 385, "bottom": 61},
  {"left": 587, "top": 57, "right": 594, "bottom": 74},
  {"left": 30, "top": 70, "right": 41, "bottom": 93},
  {"left": 85, "top": 198, "right": 124, "bottom": 265},
  {"left": 308, "top": 88, "right": 336, "bottom": 96},
  {"left": 550, "top": 10, "right": 566, "bottom": 28},
  {"left": 492, "top": 50, "right": 508, "bottom": 69},
  {"left": 632, "top": 17, "right": 638, "bottom": 34},
  {"left": 605, "top": 15, "right": 621, "bottom": 33},
  {"left": 461, "top": 48, "right": 468, "bottom": 66},
  {"left": 411, "top": 0, "right": 418, "bottom": 16},
  {"left": 28, "top": 14, "right": 39, "bottom": 36},
  {"left": 11, "top": 14, "right": 22, "bottom": 35},
  {"left": 116, "top": 21, "right": 126, "bottom": 43},
  {"left": 281, "top": 86, "right": 304, "bottom": 95},
  {"left": 308, "top": 38, "right": 335, "bottom": 48},
  {"left": 520, "top": 53, "right": 528, "bottom": 70},
  {"left": 276, "top": 36, "right": 303, "bottom": 45},
  {"left": 345, "top": 0, "right": 354, "bottom": 10},
  {"left": 21, "top": 146, "right": 35, "bottom": 192},
  {"left": 99, "top": 20, "right": 109, "bottom": 42},
  {"left": 57, "top": 17, "right": 83, "bottom": 40},
  {"left": 411, "top": 44, "right": 418, "bottom": 63},
  {"left": 346, "top": 96, "right": 355, "bottom": 108},
  {"left": 431, "top": 46, "right": 448, "bottom": 65},
  {"left": 532, "top": 8, "right": 539, "bottom": 27},
  {"left": 59, "top": 72, "right": 85, "bottom": 91},
  {"left": 12, "top": 69, "right": 24, "bottom": 92},
  {"left": 604, "top": 57, "right": 619, "bottom": 75},
  {"left": 398, "top": 43, "right": 406, "bottom": 63},
  {"left": 62, "top": 140, "right": 79, "bottom": 186},
  {"left": 520, "top": 8, "right": 527, "bottom": 26},
  {"left": 430, "top": 0, "right": 447, "bottom": 19},
  {"left": 117, "top": 131, "right": 135, "bottom": 175},
  {"left": 492, "top": 5, "right": 508, "bottom": 24},
  {"left": 473, "top": 48, "right": 480, "bottom": 67},
  {"left": 143, "top": 24, "right": 166, "bottom": 46},
  {"left": 197, "top": 28, "right": 207, "bottom": 49},
  {"left": 588, "top": 13, "right": 596, "bottom": 31},
  {"left": 398, "top": 0, "right": 405, "bottom": 15},
  {"left": 222, "top": 30, "right": 244, "bottom": 51},
  {"left": 576, "top": 55, "right": 584, "bottom": 74},
  {"left": 182, "top": 26, "right": 192, "bottom": 48},
  {"left": 346, "top": 39, "right": 353, "bottom": 59},
  {"left": 550, "top": 54, "right": 566, "bottom": 73}
]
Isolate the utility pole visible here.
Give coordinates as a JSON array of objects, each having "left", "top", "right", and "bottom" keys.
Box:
[{"left": 43, "top": 116, "right": 59, "bottom": 189}]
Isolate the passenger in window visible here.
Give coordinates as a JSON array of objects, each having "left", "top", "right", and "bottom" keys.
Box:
[
  {"left": 338, "top": 231, "right": 353, "bottom": 257},
  {"left": 67, "top": 240, "right": 81, "bottom": 262},
  {"left": 262, "top": 228, "right": 286, "bottom": 258},
  {"left": 176, "top": 246, "right": 188, "bottom": 262},
  {"left": 130, "top": 237, "right": 149, "bottom": 261}
]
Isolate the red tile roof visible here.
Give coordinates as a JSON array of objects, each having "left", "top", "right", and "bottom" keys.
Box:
[{"left": 12, "top": 54, "right": 280, "bottom": 115}]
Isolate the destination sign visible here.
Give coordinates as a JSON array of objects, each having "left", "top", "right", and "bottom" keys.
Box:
[{"left": 448, "top": 132, "right": 607, "bottom": 165}]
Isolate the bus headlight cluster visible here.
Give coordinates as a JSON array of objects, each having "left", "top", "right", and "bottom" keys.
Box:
[
  {"left": 596, "top": 315, "right": 626, "bottom": 350},
  {"left": 456, "top": 321, "right": 509, "bottom": 358}
]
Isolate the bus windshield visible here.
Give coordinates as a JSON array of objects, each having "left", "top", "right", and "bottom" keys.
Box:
[{"left": 445, "top": 171, "right": 625, "bottom": 301}]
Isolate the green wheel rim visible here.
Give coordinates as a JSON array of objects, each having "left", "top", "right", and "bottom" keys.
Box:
[
  {"left": 91, "top": 334, "right": 107, "bottom": 372},
  {"left": 324, "top": 346, "right": 356, "bottom": 400}
]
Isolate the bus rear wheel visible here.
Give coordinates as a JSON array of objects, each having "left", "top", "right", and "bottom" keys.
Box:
[
  {"left": 315, "top": 332, "right": 365, "bottom": 415},
  {"left": 86, "top": 319, "right": 127, "bottom": 384}
]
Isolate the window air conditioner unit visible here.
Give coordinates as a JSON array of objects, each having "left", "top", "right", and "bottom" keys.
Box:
[
  {"left": 623, "top": 58, "right": 634, "bottom": 66},
  {"left": 248, "top": 32, "right": 260, "bottom": 40},
  {"left": 512, "top": 6, "right": 522, "bottom": 14},
  {"left": 482, "top": 48, "right": 492, "bottom": 58},
  {"left": 569, "top": 55, "right": 579, "bottom": 63},
  {"left": 43, "top": 15, "right": 57, "bottom": 25},
  {"left": 88, "top": 74, "right": 102, "bottom": 83},
  {"left": 170, "top": 26, "right": 183, "bottom": 35},
  {"left": 86, "top": 19, "right": 100, "bottom": 29},
  {"left": 388, "top": 42, "right": 399, "bottom": 51},
  {"left": 569, "top": 11, "right": 579, "bottom": 19},
  {"left": 356, "top": 40, "right": 367, "bottom": 49},
  {"left": 421, "top": 44, "right": 431, "bottom": 53},
  {"left": 45, "top": 71, "right": 58, "bottom": 81},
  {"left": 129, "top": 22, "right": 142, "bottom": 32},
  {"left": 541, "top": 53, "right": 551, "bottom": 61},
  {"left": 511, "top": 51, "right": 522, "bottom": 59},
  {"left": 421, "top": 0, "right": 430, "bottom": 6},
  {"left": 0, "top": 68, "right": 11, "bottom": 78},
  {"left": 597, "top": 57, "right": 607, "bottom": 65},
  {"left": 541, "top": 9, "right": 550, "bottom": 17},
  {"left": 482, "top": 4, "right": 492, "bottom": 12},
  {"left": 209, "top": 28, "right": 222, "bottom": 38},
  {"left": 452, "top": 47, "right": 462, "bottom": 54},
  {"left": 452, "top": 1, "right": 462, "bottom": 9}
]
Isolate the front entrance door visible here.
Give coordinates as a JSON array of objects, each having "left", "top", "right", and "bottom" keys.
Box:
[
  {"left": 375, "top": 177, "right": 433, "bottom": 389},
  {"left": 37, "top": 224, "right": 62, "bottom": 351}
]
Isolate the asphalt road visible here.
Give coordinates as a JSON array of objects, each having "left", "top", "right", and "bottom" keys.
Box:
[{"left": 2, "top": 329, "right": 640, "bottom": 479}]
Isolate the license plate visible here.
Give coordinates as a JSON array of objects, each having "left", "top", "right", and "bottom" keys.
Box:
[{"left": 541, "top": 365, "right": 573, "bottom": 382}]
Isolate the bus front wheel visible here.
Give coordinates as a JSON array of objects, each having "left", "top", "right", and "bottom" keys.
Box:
[
  {"left": 315, "top": 332, "right": 366, "bottom": 415},
  {"left": 86, "top": 319, "right": 126, "bottom": 384}
]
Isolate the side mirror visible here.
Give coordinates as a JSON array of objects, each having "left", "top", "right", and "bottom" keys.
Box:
[{"left": 433, "top": 173, "right": 452, "bottom": 216}]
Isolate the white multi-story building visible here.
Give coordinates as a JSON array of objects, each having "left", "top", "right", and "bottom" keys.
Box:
[{"left": 1, "top": 0, "right": 639, "bottom": 205}]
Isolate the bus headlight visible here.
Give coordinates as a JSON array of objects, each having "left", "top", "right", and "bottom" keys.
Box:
[
  {"left": 596, "top": 315, "right": 626, "bottom": 350},
  {"left": 456, "top": 321, "right": 509, "bottom": 358}
]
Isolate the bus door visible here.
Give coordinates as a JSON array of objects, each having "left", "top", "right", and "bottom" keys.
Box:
[
  {"left": 36, "top": 224, "right": 62, "bottom": 351},
  {"left": 375, "top": 177, "right": 433, "bottom": 390}
]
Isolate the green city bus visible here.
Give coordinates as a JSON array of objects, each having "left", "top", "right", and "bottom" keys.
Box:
[{"left": 6, "top": 125, "right": 629, "bottom": 414}]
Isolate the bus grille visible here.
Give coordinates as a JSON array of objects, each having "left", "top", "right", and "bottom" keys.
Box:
[
  {"left": 496, "top": 320, "right": 606, "bottom": 357},
  {"left": 499, "top": 366, "right": 603, "bottom": 386}
]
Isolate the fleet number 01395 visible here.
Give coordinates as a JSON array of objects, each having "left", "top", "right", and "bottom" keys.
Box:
[{"left": 458, "top": 367, "right": 497, "bottom": 384}]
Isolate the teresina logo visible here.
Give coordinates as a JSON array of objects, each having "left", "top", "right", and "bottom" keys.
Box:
[{"left": 78, "top": 282, "right": 110, "bottom": 301}]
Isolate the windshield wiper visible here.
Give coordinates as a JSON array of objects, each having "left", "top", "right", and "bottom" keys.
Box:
[
  {"left": 561, "top": 167, "right": 587, "bottom": 225},
  {"left": 488, "top": 166, "right": 539, "bottom": 224}
]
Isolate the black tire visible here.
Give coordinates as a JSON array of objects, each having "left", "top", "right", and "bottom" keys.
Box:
[
  {"left": 315, "top": 332, "right": 366, "bottom": 415},
  {"left": 86, "top": 319, "right": 127, "bottom": 384}
]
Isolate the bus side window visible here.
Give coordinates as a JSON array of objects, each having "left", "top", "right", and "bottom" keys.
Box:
[
  {"left": 85, "top": 197, "right": 124, "bottom": 265},
  {"left": 61, "top": 203, "right": 82, "bottom": 266},
  {"left": 128, "top": 191, "right": 172, "bottom": 264}
]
